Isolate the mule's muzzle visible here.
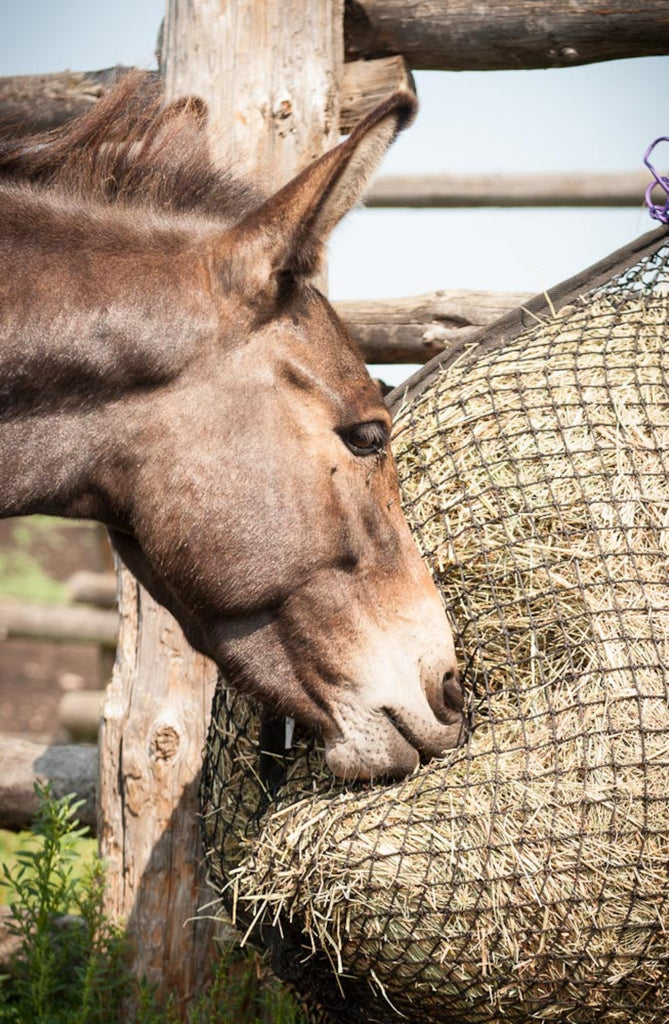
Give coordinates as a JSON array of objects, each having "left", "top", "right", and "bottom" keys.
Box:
[{"left": 324, "top": 669, "right": 466, "bottom": 782}]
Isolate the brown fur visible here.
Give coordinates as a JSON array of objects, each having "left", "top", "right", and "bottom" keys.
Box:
[
  {"left": 0, "top": 74, "right": 463, "bottom": 779},
  {"left": 0, "top": 71, "right": 261, "bottom": 220}
]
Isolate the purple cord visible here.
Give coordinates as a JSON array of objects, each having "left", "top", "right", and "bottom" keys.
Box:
[{"left": 644, "top": 137, "right": 669, "bottom": 224}]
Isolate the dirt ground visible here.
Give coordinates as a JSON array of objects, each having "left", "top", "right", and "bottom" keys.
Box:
[{"left": 0, "top": 518, "right": 113, "bottom": 743}]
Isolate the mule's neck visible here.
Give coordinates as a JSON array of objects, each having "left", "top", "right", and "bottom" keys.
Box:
[{"left": 0, "top": 189, "right": 215, "bottom": 523}]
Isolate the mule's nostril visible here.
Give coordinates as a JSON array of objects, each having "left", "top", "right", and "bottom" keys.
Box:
[{"left": 443, "top": 668, "right": 464, "bottom": 712}]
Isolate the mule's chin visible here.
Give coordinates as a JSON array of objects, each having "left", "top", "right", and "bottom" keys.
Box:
[
  {"left": 324, "top": 710, "right": 465, "bottom": 782},
  {"left": 325, "top": 732, "right": 419, "bottom": 782}
]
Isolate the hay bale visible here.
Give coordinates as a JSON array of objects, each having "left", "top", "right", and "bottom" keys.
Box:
[{"left": 201, "top": 241, "right": 669, "bottom": 1023}]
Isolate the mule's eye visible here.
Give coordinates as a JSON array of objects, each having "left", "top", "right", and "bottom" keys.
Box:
[{"left": 340, "top": 421, "right": 389, "bottom": 457}]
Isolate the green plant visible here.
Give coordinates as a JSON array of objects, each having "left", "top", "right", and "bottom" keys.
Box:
[
  {"left": 0, "top": 829, "right": 98, "bottom": 908},
  {"left": 0, "top": 785, "right": 306, "bottom": 1024},
  {"left": 0, "top": 783, "right": 127, "bottom": 1023},
  {"left": 0, "top": 517, "right": 69, "bottom": 604},
  {"left": 186, "top": 945, "right": 306, "bottom": 1024}
]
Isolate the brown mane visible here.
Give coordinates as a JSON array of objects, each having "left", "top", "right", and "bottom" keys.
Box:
[{"left": 0, "top": 70, "right": 261, "bottom": 221}]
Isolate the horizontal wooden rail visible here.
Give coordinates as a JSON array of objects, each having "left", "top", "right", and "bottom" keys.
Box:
[
  {"left": 340, "top": 55, "right": 414, "bottom": 130},
  {"left": 0, "top": 68, "right": 120, "bottom": 136},
  {"left": 66, "top": 570, "right": 117, "bottom": 609},
  {"left": 335, "top": 289, "right": 532, "bottom": 363},
  {"left": 344, "top": 0, "right": 669, "bottom": 69},
  {"left": 1, "top": 70, "right": 659, "bottom": 217},
  {"left": 365, "top": 171, "right": 656, "bottom": 209},
  {"left": 0, "top": 602, "right": 119, "bottom": 648},
  {"left": 58, "top": 691, "right": 105, "bottom": 743},
  {"left": 0, "top": 733, "right": 97, "bottom": 832},
  {"left": 0, "top": 0, "right": 666, "bottom": 120},
  {"left": 0, "top": 58, "right": 412, "bottom": 138}
]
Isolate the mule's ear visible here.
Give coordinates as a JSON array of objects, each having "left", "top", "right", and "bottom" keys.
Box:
[{"left": 219, "top": 91, "right": 416, "bottom": 298}]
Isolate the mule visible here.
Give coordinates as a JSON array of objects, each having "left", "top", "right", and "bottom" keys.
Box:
[{"left": 0, "top": 73, "right": 464, "bottom": 779}]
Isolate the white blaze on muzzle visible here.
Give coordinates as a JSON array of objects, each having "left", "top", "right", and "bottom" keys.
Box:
[{"left": 322, "top": 598, "right": 464, "bottom": 780}]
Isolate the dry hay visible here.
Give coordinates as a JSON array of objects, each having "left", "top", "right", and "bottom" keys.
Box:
[{"left": 201, "top": 270, "right": 669, "bottom": 1023}]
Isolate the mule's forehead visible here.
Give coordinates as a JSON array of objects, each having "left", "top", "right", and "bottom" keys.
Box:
[{"left": 265, "top": 288, "right": 387, "bottom": 423}]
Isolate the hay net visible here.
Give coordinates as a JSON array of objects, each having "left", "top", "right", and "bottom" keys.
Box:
[{"left": 200, "top": 227, "right": 669, "bottom": 1024}]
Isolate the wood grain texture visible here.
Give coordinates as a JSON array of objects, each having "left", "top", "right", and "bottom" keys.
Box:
[
  {"left": 365, "top": 171, "right": 656, "bottom": 208},
  {"left": 340, "top": 55, "right": 414, "bottom": 132},
  {"left": 0, "top": 59, "right": 403, "bottom": 139},
  {"left": 162, "top": 0, "right": 343, "bottom": 189},
  {"left": 99, "top": 571, "right": 218, "bottom": 1008},
  {"left": 0, "top": 68, "right": 123, "bottom": 137},
  {"left": 336, "top": 289, "right": 533, "bottom": 362},
  {"left": 98, "top": 1, "right": 344, "bottom": 1015},
  {"left": 344, "top": 0, "right": 669, "bottom": 69}
]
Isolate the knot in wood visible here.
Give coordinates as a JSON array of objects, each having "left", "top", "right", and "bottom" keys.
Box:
[
  {"left": 272, "top": 93, "right": 293, "bottom": 121},
  {"left": 550, "top": 44, "right": 579, "bottom": 64},
  {"left": 422, "top": 324, "right": 449, "bottom": 345},
  {"left": 150, "top": 724, "right": 180, "bottom": 762}
]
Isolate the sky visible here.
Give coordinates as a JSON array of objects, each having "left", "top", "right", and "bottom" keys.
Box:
[{"left": 1, "top": 0, "right": 667, "bottom": 384}]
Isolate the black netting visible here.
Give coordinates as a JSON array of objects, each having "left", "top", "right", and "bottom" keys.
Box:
[{"left": 200, "top": 228, "right": 669, "bottom": 1024}]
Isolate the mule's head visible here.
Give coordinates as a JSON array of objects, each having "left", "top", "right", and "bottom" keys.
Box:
[{"left": 110, "top": 92, "right": 464, "bottom": 779}]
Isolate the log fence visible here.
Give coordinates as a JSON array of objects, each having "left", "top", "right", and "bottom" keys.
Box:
[
  {"left": 366, "top": 171, "right": 658, "bottom": 209},
  {"left": 0, "top": 600, "right": 118, "bottom": 648},
  {"left": 67, "top": 570, "right": 117, "bottom": 609},
  {"left": 1, "top": 0, "right": 668, "bottom": 1017},
  {"left": 342, "top": 0, "right": 669, "bottom": 69},
  {"left": 337, "top": 289, "right": 533, "bottom": 362},
  {"left": 1, "top": 69, "right": 662, "bottom": 214},
  {"left": 0, "top": 578, "right": 117, "bottom": 743},
  {"left": 0, "top": 734, "right": 97, "bottom": 833}
]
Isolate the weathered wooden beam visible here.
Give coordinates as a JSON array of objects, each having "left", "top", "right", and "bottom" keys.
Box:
[
  {"left": 340, "top": 55, "right": 414, "bottom": 131},
  {"left": 0, "top": 602, "right": 119, "bottom": 648},
  {"left": 0, "top": 57, "right": 406, "bottom": 142},
  {"left": 344, "top": 0, "right": 669, "bottom": 70},
  {"left": 66, "top": 570, "right": 118, "bottom": 609},
  {"left": 58, "top": 691, "right": 105, "bottom": 743},
  {"left": 335, "top": 289, "right": 532, "bottom": 363},
  {"left": 1, "top": 61, "right": 407, "bottom": 139},
  {"left": 0, "top": 67, "right": 127, "bottom": 137},
  {"left": 365, "top": 171, "right": 658, "bottom": 209},
  {"left": 1, "top": 67, "right": 660, "bottom": 214},
  {"left": 1, "top": 0, "right": 667, "bottom": 130},
  {"left": 0, "top": 733, "right": 97, "bottom": 833}
]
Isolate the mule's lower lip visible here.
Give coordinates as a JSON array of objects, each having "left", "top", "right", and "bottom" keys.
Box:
[
  {"left": 325, "top": 729, "right": 419, "bottom": 781},
  {"left": 324, "top": 706, "right": 466, "bottom": 781},
  {"left": 384, "top": 706, "right": 465, "bottom": 763}
]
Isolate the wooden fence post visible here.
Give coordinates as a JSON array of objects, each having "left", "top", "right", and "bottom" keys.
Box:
[{"left": 98, "top": 1, "right": 343, "bottom": 1016}]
